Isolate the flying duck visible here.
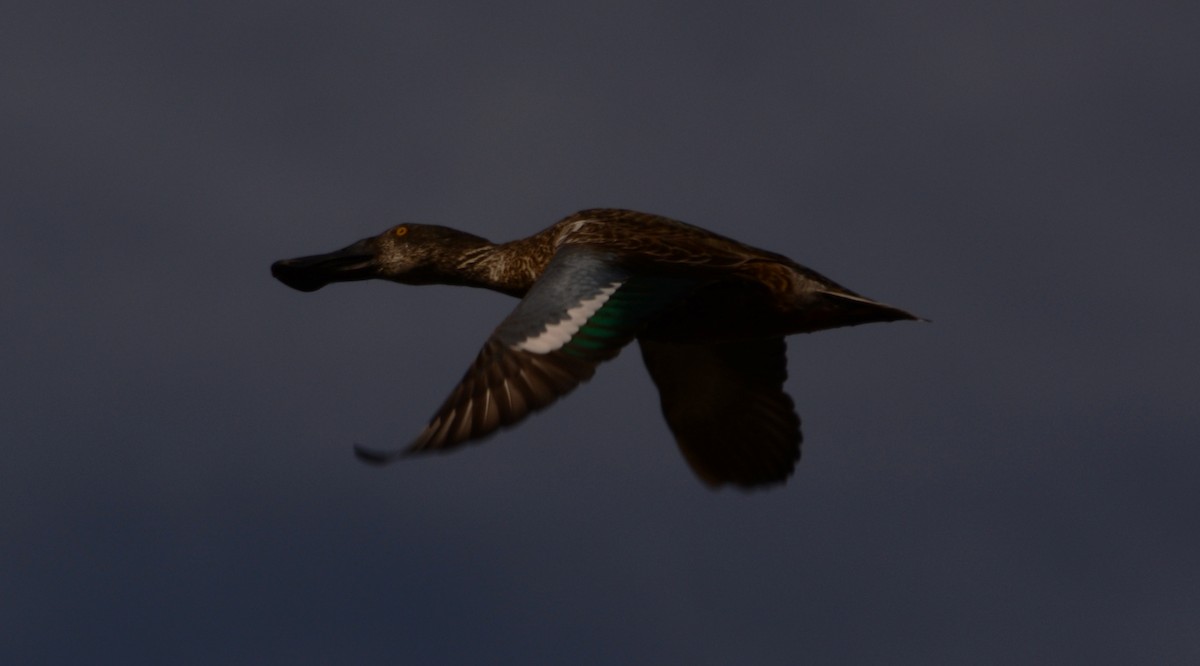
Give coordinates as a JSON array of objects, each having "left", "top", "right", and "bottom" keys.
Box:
[{"left": 271, "top": 208, "right": 920, "bottom": 488}]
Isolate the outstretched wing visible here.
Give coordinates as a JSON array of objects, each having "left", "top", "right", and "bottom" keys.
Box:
[
  {"left": 637, "top": 337, "right": 801, "bottom": 489},
  {"left": 356, "top": 246, "right": 694, "bottom": 463}
]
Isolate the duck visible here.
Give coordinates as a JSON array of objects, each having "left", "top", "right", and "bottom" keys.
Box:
[{"left": 270, "top": 208, "right": 921, "bottom": 489}]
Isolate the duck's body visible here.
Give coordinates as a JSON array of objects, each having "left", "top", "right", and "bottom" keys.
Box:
[{"left": 271, "top": 208, "right": 920, "bottom": 489}]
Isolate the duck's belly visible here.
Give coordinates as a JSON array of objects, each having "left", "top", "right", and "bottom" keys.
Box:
[{"left": 641, "top": 280, "right": 794, "bottom": 344}]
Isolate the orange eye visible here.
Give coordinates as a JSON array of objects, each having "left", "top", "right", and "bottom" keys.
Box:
[{"left": 394, "top": 226, "right": 408, "bottom": 237}]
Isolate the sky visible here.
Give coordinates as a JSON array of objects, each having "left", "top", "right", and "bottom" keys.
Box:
[{"left": 3, "top": 1, "right": 1198, "bottom": 663}]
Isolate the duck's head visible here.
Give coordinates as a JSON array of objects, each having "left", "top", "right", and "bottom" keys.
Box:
[{"left": 271, "top": 224, "right": 492, "bottom": 292}]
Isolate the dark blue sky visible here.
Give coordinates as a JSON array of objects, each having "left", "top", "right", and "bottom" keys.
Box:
[{"left": 4, "top": 1, "right": 1198, "bottom": 663}]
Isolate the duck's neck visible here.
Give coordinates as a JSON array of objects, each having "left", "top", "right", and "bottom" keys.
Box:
[{"left": 435, "top": 231, "right": 557, "bottom": 298}]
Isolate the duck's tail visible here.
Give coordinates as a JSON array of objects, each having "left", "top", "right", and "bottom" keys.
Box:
[{"left": 789, "top": 287, "right": 926, "bottom": 334}]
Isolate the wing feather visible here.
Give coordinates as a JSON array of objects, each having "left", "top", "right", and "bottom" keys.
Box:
[
  {"left": 637, "top": 337, "right": 802, "bottom": 488},
  {"left": 355, "top": 246, "right": 696, "bottom": 463}
]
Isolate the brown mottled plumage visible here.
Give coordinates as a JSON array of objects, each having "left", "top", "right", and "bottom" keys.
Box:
[{"left": 271, "top": 208, "right": 921, "bottom": 489}]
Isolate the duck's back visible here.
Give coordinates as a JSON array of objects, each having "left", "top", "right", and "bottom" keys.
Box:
[{"left": 551, "top": 209, "right": 798, "bottom": 272}]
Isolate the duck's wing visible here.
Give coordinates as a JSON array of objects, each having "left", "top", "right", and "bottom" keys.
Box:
[
  {"left": 637, "top": 337, "right": 801, "bottom": 489},
  {"left": 355, "top": 246, "right": 694, "bottom": 463}
]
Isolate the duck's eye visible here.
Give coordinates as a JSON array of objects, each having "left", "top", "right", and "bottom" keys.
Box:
[{"left": 394, "top": 226, "right": 409, "bottom": 238}]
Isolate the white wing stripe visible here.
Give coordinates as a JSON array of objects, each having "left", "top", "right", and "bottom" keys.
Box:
[{"left": 512, "top": 282, "right": 622, "bottom": 354}]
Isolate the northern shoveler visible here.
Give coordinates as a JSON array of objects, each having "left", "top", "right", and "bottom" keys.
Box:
[{"left": 271, "top": 208, "right": 921, "bottom": 489}]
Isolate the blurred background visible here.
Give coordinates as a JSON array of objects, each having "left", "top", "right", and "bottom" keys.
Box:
[{"left": 3, "top": 1, "right": 1197, "bottom": 663}]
